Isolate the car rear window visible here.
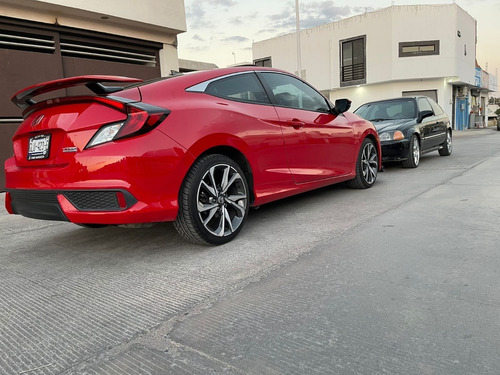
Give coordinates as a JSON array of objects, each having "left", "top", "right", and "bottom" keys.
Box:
[{"left": 205, "top": 73, "right": 270, "bottom": 104}]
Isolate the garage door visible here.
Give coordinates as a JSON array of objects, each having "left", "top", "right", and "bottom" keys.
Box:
[{"left": 0, "top": 17, "right": 162, "bottom": 190}]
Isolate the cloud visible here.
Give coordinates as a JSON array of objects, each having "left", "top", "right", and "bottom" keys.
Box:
[
  {"left": 192, "top": 34, "right": 205, "bottom": 42},
  {"left": 185, "top": 0, "right": 238, "bottom": 29},
  {"left": 229, "top": 16, "right": 243, "bottom": 25},
  {"left": 221, "top": 36, "right": 250, "bottom": 43},
  {"left": 208, "top": 0, "right": 236, "bottom": 6},
  {"left": 185, "top": 3, "right": 213, "bottom": 29},
  {"left": 268, "top": 1, "right": 373, "bottom": 30},
  {"left": 256, "top": 28, "right": 279, "bottom": 35}
]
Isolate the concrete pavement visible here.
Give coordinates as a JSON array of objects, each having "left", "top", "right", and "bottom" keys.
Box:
[{"left": 1, "top": 129, "right": 499, "bottom": 374}]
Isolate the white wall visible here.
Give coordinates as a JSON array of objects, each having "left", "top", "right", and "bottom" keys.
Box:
[
  {"left": 253, "top": 3, "right": 476, "bottom": 119},
  {"left": 331, "top": 78, "right": 453, "bottom": 117}
]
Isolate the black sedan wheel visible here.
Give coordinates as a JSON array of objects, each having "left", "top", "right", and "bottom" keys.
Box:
[
  {"left": 402, "top": 134, "right": 420, "bottom": 168},
  {"left": 439, "top": 130, "right": 453, "bottom": 156},
  {"left": 174, "top": 154, "right": 249, "bottom": 245},
  {"left": 348, "top": 138, "right": 378, "bottom": 189}
]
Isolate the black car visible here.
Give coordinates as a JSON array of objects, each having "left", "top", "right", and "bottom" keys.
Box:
[{"left": 354, "top": 96, "right": 452, "bottom": 168}]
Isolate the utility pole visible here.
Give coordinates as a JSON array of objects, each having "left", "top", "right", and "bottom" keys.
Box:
[{"left": 295, "top": 0, "right": 302, "bottom": 78}]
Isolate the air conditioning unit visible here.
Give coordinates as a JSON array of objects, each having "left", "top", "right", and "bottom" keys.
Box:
[
  {"left": 471, "top": 89, "right": 480, "bottom": 97},
  {"left": 457, "top": 86, "right": 468, "bottom": 98}
]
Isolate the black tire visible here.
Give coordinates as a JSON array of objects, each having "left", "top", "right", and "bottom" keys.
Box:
[
  {"left": 402, "top": 134, "right": 420, "bottom": 168},
  {"left": 438, "top": 130, "right": 453, "bottom": 156},
  {"left": 174, "top": 154, "right": 249, "bottom": 245},
  {"left": 347, "top": 138, "right": 379, "bottom": 189}
]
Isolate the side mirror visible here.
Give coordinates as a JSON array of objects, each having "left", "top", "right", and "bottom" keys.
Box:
[
  {"left": 418, "top": 110, "right": 433, "bottom": 123},
  {"left": 333, "top": 98, "right": 351, "bottom": 114}
]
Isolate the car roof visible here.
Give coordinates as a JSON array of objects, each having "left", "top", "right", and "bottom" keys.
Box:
[
  {"left": 122, "top": 66, "right": 299, "bottom": 95},
  {"left": 360, "top": 96, "right": 435, "bottom": 106}
]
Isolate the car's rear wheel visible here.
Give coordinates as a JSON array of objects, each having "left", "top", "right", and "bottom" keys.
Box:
[
  {"left": 438, "top": 130, "right": 453, "bottom": 156},
  {"left": 347, "top": 138, "right": 378, "bottom": 189},
  {"left": 402, "top": 134, "right": 420, "bottom": 168},
  {"left": 174, "top": 154, "right": 249, "bottom": 245}
]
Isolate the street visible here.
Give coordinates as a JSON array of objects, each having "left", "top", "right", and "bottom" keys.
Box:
[{"left": 1, "top": 128, "right": 499, "bottom": 374}]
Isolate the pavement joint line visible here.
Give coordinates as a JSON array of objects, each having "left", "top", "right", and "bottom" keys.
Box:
[
  {"left": 165, "top": 339, "right": 248, "bottom": 374},
  {"left": 62, "top": 245, "right": 312, "bottom": 372},
  {"left": 63, "top": 232, "right": 335, "bottom": 373},
  {"left": 18, "top": 363, "right": 54, "bottom": 374}
]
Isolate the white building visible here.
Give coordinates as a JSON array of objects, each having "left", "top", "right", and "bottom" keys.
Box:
[{"left": 253, "top": 4, "right": 492, "bottom": 131}]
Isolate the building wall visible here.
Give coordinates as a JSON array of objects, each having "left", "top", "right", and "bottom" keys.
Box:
[
  {"left": 0, "top": 0, "right": 186, "bottom": 74},
  {"left": 333, "top": 78, "right": 452, "bottom": 113},
  {"left": 31, "top": 0, "right": 186, "bottom": 32},
  {"left": 253, "top": 4, "right": 477, "bottom": 122}
]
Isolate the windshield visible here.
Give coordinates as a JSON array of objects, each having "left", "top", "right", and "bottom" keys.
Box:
[{"left": 355, "top": 99, "right": 416, "bottom": 122}]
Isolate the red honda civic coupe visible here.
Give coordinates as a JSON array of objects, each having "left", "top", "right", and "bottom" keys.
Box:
[{"left": 5, "top": 67, "right": 381, "bottom": 245}]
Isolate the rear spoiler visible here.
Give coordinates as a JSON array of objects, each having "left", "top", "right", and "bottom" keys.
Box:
[{"left": 11, "top": 75, "right": 143, "bottom": 110}]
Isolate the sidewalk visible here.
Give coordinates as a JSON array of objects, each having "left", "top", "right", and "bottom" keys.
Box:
[{"left": 453, "top": 125, "right": 498, "bottom": 137}]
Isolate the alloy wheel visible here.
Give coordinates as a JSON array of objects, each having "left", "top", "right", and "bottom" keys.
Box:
[
  {"left": 196, "top": 163, "right": 248, "bottom": 237},
  {"left": 361, "top": 142, "right": 378, "bottom": 185},
  {"left": 412, "top": 137, "right": 420, "bottom": 166},
  {"left": 446, "top": 132, "right": 452, "bottom": 153}
]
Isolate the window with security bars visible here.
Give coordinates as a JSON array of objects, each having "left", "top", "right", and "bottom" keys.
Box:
[{"left": 340, "top": 36, "right": 366, "bottom": 86}]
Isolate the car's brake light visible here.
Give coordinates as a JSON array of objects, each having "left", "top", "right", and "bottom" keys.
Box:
[
  {"left": 86, "top": 103, "right": 170, "bottom": 148},
  {"left": 114, "top": 107, "right": 168, "bottom": 140}
]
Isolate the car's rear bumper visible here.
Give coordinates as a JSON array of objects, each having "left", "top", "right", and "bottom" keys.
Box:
[
  {"left": 4, "top": 131, "right": 193, "bottom": 224},
  {"left": 6, "top": 189, "right": 144, "bottom": 223},
  {"left": 381, "top": 139, "right": 410, "bottom": 162}
]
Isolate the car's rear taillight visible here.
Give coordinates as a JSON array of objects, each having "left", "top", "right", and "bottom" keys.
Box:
[{"left": 86, "top": 103, "right": 170, "bottom": 148}]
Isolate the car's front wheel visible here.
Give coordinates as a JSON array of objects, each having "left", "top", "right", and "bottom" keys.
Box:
[
  {"left": 402, "top": 134, "right": 420, "bottom": 168},
  {"left": 347, "top": 138, "right": 379, "bottom": 189},
  {"left": 438, "top": 130, "right": 453, "bottom": 156},
  {"left": 174, "top": 154, "right": 249, "bottom": 245}
]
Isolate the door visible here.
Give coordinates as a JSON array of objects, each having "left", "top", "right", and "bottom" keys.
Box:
[
  {"left": 258, "top": 72, "right": 355, "bottom": 184},
  {"left": 417, "top": 97, "right": 445, "bottom": 150}
]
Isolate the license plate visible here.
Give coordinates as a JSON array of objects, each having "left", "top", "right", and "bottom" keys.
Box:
[{"left": 28, "top": 134, "right": 51, "bottom": 160}]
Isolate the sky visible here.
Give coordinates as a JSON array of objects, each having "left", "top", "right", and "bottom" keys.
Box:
[{"left": 177, "top": 0, "right": 500, "bottom": 79}]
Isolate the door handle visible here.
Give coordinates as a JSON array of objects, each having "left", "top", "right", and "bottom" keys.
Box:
[{"left": 286, "top": 119, "right": 306, "bottom": 129}]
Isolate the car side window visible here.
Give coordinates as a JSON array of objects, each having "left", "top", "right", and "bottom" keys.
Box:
[
  {"left": 417, "top": 97, "right": 434, "bottom": 114},
  {"left": 205, "top": 73, "right": 270, "bottom": 104},
  {"left": 428, "top": 98, "right": 444, "bottom": 115},
  {"left": 260, "top": 72, "right": 330, "bottom": 112}
]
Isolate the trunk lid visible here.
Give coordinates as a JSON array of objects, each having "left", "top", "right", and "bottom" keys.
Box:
[
  {"left": 10, "top": 75, "right": 143, "bottom": 167},
  {"left": 12, "top": 99, "right": 128, "bottom": 167}
]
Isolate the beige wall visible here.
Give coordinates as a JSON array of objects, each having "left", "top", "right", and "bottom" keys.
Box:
[
  {"left": 0, "top": 0, "right": 186, "bottom": 35},
  {"left": 0, "top": 0, "right": 186, "bottom": 74}
]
